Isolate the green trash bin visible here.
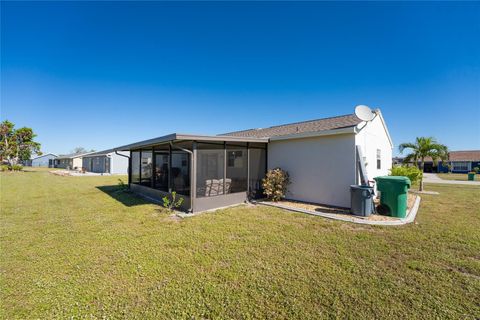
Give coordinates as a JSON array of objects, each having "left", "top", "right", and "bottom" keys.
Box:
[
  {"left": 468, "top": 173, "right": 475, "bottom": 181},
  {"left": 373, "top": 176, "right": 411, "bottom": 218}
]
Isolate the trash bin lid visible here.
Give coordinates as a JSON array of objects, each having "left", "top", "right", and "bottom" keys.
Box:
[{"left": 374, "top": 176, "right": 411, "bottom": 187}]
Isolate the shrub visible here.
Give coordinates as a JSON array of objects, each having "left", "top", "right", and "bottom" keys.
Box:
[
  {"left": 11, "top": 164, "right": 23, "bottom": 171},
  {"left": 1, "top": 165, "right": 10, "bottom": 172},
  {"left": 473, "top": 167, "right": 479, "bottom": 174},
  {"left": 262, "top": 168, "right": 290, "bottom": 201},
  {"left": 445, "top": 163, "right": 452, "bottom": 173},
  {"left": 117, "top": 178, "right": 128, "bottom": 190},
  {"left": 162, "top": 191, "right": 184, "bottom": 212},
  {"left": 390, "top": 165, "right": 422, "bottom": 185}
]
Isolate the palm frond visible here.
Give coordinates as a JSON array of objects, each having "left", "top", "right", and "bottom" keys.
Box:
[{"left": 398, "top": 142, "right": 417, "bottom": 153}]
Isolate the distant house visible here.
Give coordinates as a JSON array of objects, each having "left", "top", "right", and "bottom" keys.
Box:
[
  {"left": 82, "top": 149, "right": 129, "bottom": 174},
  {"left": 425, "top": 150, "right": 480, "bottom": 173},
  {"left": 28, "top": 153, "right": 58, "bottom": 167},
  {"left": 113, "top": 110, "right": 392, "bottom": 212},
  {"left": 398, "top": 150, "right": 480, "bottom": 173},
  {"left": 54, "top": 152, "right": 94, "bottom": 170},
  {"left": 392, "top": 157, "right": 404, "bottom": 166}
]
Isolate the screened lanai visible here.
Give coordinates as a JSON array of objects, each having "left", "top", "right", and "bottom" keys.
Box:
[{"left": 115, "top": 134, "right": 268, "bottom": 213}]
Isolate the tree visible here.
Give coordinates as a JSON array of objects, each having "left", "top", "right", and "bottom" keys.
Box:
[
  {"left": 0, "top": 120, "right": 41, "bottom": 166},
  {"left": 399, "top": 137, "right": 448, "bottom": 191},
  {"left": 71, "top": 147, "right": 95, "bottom": 154}
]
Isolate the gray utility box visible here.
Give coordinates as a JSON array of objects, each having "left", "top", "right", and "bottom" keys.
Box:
[{"left": 350, "top": 185, "right": 375, "bottom": 217}]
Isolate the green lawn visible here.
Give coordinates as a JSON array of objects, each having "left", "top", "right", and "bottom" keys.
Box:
[
  {"left": 437, "top": 173, "right": 475, "bottom": 181},
  {"left": 1, "top": 169, "right": 479, "bottom": 319}
]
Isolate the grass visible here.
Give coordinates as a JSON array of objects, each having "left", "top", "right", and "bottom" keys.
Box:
[
  {"left": 1, "top": 168, "right": 479, "bottom": 319},
  {"left": 437, "top": 173, "right": 475, "bottom": 181}
]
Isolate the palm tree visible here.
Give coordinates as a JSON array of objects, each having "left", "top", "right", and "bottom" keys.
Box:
[{"left": 399, "top": 137, "right": 448, "bottom": 191}]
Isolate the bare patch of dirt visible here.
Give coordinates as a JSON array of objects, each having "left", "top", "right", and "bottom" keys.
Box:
[
  {"left": 407, "top": 193, "right": 416, "bottom": 210},
  {"left": 50, "top": 170, "right": 71, "bottom": 176},
  {"left": 162, "top": 214, "right": 182, "bottom": 222},
  {"left": 274, "top": 200, "right": 349, "bottom": 215}
]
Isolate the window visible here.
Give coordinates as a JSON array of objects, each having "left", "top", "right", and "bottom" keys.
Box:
[
  {"left": 226, "top": 144, "right": 247, "bottom": 193},
  {"left": 131, "top": 151, "right": 140, "bottom": 184},
  {"left": 171, "top": 151, "right": 190, "bottom": 196},
  {"left": 196, "top": 143, "right": 225, "bottom": 197},
  {"left": 140, "top": 151, "right": 152, "bottom": 186},
  {"left": 376, "top": 149, "right": 381, "bottom": 169},
  {"left": 248, "top": 148, "right": 266, "bottom": 198},
  {"left": 227, "top": 150, "right": 242, "bottom": 167},
  {"left": 451, "top": 161, "right": 470, "bottom": 171},
  {"left": 154, "top": 152, "right": 169, "bottom": 191}
]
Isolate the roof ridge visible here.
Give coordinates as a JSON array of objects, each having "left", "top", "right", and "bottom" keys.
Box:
[
  {"left": 220, "top": 113, "right": 358, "bottom": 136},
  {"left": 264, "top": 113, "right": 357, "bottom": 129}
]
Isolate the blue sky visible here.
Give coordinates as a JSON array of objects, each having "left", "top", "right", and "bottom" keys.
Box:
[{"left": 1, "top": 1, "right": 479, "bottom": 155}]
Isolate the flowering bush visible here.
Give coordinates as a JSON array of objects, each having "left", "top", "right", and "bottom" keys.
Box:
[{"left": 262, "top": 168, "right": 290, "bottom": 201}]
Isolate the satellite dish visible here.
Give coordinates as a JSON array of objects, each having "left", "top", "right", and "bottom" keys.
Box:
[{"left": 355, "top": 105, "right": 375, "bottom": 121}]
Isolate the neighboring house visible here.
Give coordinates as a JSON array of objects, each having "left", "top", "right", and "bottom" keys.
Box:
[
  {"left": 82, "top": 149, "right": 129, "bottom": 174},
  {"left": 114, "top": 110, "right": 392, "bottom": 212},
  {"left": 424, "top": 150, "right": 480, "bottom": 173},
  {"left": 54, "top": 152, "right": 94, "bottom": 170},
  {"left": 392, "top": 157, "right": 404, "bottom": 166},
  {"left": 30, "top": 153, "right": 57, "bottom": 167}
]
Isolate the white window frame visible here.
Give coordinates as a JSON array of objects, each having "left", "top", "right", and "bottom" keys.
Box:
[
  {"left": 451, "top": 161, "right": 471, "bottom": 171},
  {"left": 376, "top": 149, "right": 381, "bottom": 170}
]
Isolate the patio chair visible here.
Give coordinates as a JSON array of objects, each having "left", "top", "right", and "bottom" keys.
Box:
[
  {"left": 224, "top": 178, "right": 232, "bottom": 194},
  {"left": 209, "top": 179, "right": 222, "bottom": 196},
  {"left": 199, "top": 179, "right": 212, "bottom": 197}
]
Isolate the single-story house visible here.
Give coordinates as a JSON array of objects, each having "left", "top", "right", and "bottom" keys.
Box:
[
  {"left": 423, "top": 150, "right": 480, "bottom": 173},
  {"left": 82, "top": 149, "right": 129, "bottom": 174},
  {"left": 54, "top": 152, "right": 94, "bottom": 170},
  {"left": 27, "top": 153, "right": 58, "bottom": 167},
  {"left": 114, "top": 110, "right": 392, "bottom": 213}
]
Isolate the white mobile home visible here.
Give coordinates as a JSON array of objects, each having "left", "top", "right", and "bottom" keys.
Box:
[
  {"left": 114, "top": 109, "right": 392, "bottom": 212},
  {"left": 54, "top": 152, "right": 94, "bottom": 170},
  {"left": 82, "top": 149, "right": 129, "bottom": 174},
  {"left": 24, "top": 153, "right": 57, "bottom": 167}
]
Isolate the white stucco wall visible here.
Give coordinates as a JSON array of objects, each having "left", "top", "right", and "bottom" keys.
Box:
[
  {"left": 109, "top": 152, "right": 129, "bottom": 174},
  {"left": 268, "top": 133, "right": 356, "bottom": 208},
  {"left": 355, "top": 114, "right": 393, "bottom": 182}
]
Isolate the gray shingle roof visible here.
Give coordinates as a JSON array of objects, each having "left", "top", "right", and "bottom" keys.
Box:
[
  {"left": 220, "top": 114, "right": 362, "bottom": 138},
  {"left": 82, "top": 149, "right": 115, "bottom": 157},
  {"left": 56, "top": 152, "right": 94, "bottom": 159}
]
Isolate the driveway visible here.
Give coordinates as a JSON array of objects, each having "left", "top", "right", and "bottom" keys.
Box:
[{"left": 423, "top": 173, "right": 480, "bottom": 185}]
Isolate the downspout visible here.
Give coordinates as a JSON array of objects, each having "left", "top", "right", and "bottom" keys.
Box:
[
  {"left": 170, "top": 142, "right": 194, "bottom": 213},
  {"left": 115, "top": 150, "right": 129, "bottom": 159},
  {"left": 354, "top": 111, "right": 379, "bottom": 185}
]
